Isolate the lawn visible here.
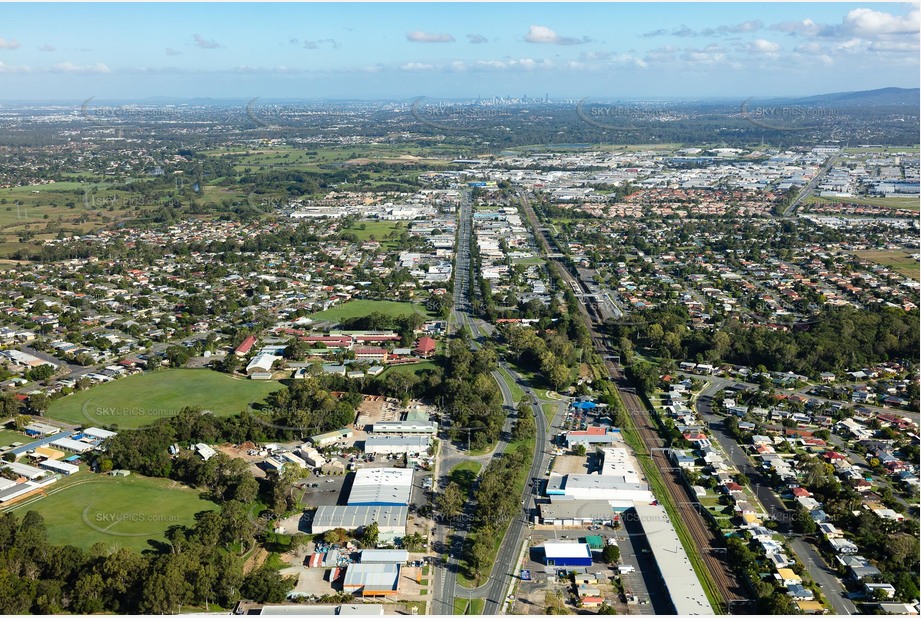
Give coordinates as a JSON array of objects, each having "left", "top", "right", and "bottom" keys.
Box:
[
  {"left": 4, "top": 473, "right": 217, "bottom": 552},
  {"left": 339, "top": 220, "right": 406, "bottom": 241},
  {"left": 449, "top": 461, "right": 482, "bottom": 495},
  {"left": 850, "top": 250, "right": 920, "bottom": 281},
  {"left": 47, "top": 369, "right": 283, "bottom": 428},
  {"left": 453, "top": 598, "right": 485, "bottom": 615},
  {"left": 307, "top": 299, "right": 428, "bottom": 322},
  {"left": 807, "top": 194, "right": 920, "bottom": 211},
  {"left": 541, "top": 403, "right": 558, "bottom": 424},
  {"left": 384, "top": 361, "right": 439, "bottom": 376},
  {"left": 497, "top": 366, "right": 524, "bottom": 404},
  {"left": 0, "top": 428, "right": 25, "bottom": 448}
]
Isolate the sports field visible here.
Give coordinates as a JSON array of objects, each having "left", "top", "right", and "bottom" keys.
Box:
[
  {"left": 307, "top": 299, "right": 429, "bottom": 322},
  {"left": 0, "top": 428, "right": 24, "bottom": 448},
  {"left": 850, "top": 250, "right": 920, "bottom": 281},
  {"left": 47, "top": 369, "right": 283, "bottom": 428},
  {"left": 5, "top": 473, "right": 217, "bottom": 551}
]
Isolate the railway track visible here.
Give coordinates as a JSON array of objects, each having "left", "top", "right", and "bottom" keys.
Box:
[{"left": 518, "top": 191, "right": 746, "bottom": 612}]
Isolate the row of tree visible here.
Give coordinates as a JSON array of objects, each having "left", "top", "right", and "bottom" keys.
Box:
[{"left": 0, "top": 507, "right": 292, "bottom": 614}]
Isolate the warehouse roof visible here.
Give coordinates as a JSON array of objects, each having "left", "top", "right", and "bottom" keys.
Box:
[
  {"left": 311, "top": 505, "right": 407, "bottom": 531},
  {"left": 633, "top": 503, "right": 714, "bottom": 615},
  {"left": 343, "top": 563, "right": 400, "bottom": 591},
  {"left": 360, "top": 549, "right": 409, "bottom": 563},
  {"left": 539, "top": 500, "right": 617, "bottom": 521},
  {"left": 543, "top": 542, "right": 592, "bottom": 560},
  {"left": 348, "top": 468, "right": 413, "bottom": 506}
]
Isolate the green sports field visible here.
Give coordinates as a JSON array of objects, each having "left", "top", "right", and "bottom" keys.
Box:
[
  {"left": 307, "top": 299, "right": 429, "bottom": 322},
  {"left": 47, "top": 368, "right": 283, "bottom": 429},
  {"left": 0, "top": 428, "right": 24, "bottom": 448},
  {"left": 5, "top": 473, "right": 217, "bottom": 552}
]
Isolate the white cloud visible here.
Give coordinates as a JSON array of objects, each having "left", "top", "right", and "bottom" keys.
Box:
[
  {"left": 406, "top": 31, "right": 455, "bottom": 43},
  {"left": 166, "top": 48, "right": 182, "bottom": 56},
  {"left": 39, "top": 43, "right": 56, "bottom": 52},
  {"left": 749, "top": 39, "right": 781, "bottom": 54},
  {"left": 51, "top": 62, "right": 111, "bottom": 74},
  {"left": 467, "top": 34, "right": 488, "bottom": 44},
  {"left": 842, "top": 7, "right": 920, "bottom": 37},
  {"left": 868, "top": 39, "right": 921, "bottom": 52},
  {"left": 524, "top": 25, "right": 589, "bottom": 45},
  {"left": 192, "top": 34, "right": 222, "bottom": 49},
  {"left": 0, "top": 60, "right": 30, "bottom": 73},
  {"left": 400, "top": 62, "right": 435, "bottom": 71},
  {"left": 303, "top": 39, "right": 340, "bottom": 50},
  {"left": 770, "top": 18, "right": 824, "bottom": 36},
  {"left": 0, "top": 38, "right": 21, "bottom": 50}
]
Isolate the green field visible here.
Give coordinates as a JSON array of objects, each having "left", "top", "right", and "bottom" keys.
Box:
[
  {"left": 384, "top": 360, "right": 439, "bottom": 376},
  {"left": 0, "top": 428, "right": 25, "bottom": 448},
  {"left": 0, "top": 181, "right": 164, "bottom": 257},
  {"left": 850, "top": 250, "right": 920, "bottom": 281},
  {"left": 47, "top": 369, "right": 283, "bottom": 428},
  {"left": 807, "top": 194, "right": 920, "bottom": 211},
  {"left": 339, "top": 220, "right": 406, "bottom": 241},
  {"left": 307, "top": 299, "right": 429, "bottom": 322},
  {"left": 5, "top": 473, "right": 217, "bottom": 552}
]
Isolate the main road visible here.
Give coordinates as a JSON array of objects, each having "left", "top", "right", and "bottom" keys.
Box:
[{"left": 433, "top": 188, "right": 560, "bottom": 615}]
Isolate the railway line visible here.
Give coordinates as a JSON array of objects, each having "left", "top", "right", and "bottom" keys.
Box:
[{"left": 518, "top": 190, "right": 748, "bottom": 613}]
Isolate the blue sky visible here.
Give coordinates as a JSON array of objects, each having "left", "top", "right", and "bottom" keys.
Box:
[{"left": 0, "top": 3, "right": 918, "bottom": 100}]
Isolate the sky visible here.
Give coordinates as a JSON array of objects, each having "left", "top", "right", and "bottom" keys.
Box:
[{"left": 0, "top": 2, "right": 918, "bottom": 101}]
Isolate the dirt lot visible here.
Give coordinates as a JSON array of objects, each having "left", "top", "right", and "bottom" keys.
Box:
[
  {"left": 552, "top": 454, "right": 590, "bottom": 475},
  {"left": 355, "top": 395, "right": 403, "bottom": 429}
]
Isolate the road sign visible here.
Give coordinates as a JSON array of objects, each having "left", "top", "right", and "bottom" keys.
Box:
[{"left": 520, "top": 569, "right": 531, "bottom": 581}]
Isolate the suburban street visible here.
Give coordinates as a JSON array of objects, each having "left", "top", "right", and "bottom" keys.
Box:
[{"left": 693, "top": 379, "right": 858, "bottom": 615}]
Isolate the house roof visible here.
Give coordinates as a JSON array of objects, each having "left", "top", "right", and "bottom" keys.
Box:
[{"left": 414, "top": 337, "right": 436, "bottom": 353}]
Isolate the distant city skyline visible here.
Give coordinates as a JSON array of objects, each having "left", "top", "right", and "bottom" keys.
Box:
[{"left": 0, "top": 2, "right": 918, "bottom": 100}]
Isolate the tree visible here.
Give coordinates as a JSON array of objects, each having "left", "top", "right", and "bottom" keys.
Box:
[
  {"left": 401, "top": 532, "right": 426, "bottom": 552},
  {"left": 438, "top": 482, "right": 464, "bottom": 520},
  {"left": 470, "top": 528, "right": 494, "bottom": 582},
  {"left": 362, "top": 521, "right": 379, "bottom": 548},
  {"left": 601, "top": 544, "right": 620, "bottom": 564},
  {"left": 791, "top": 503, "right": 817, "bottom": 534},
  {"left": 27, "top": 393, "right": 49, "bottom": 415},
  {"left": 598, "top": 603, "right": 617, "bottom": 615},
  {"left": 241, "top": 566, "right": 295, "bottom": 603},
  {"left": 72, "top": 573, "right": 106, "bottom": 614},
  {"left": 513, "top": 401, "right": 536, "bottom": 441},
  {"left": 573, "top": 444, "right": 587, "bottom": 457}
]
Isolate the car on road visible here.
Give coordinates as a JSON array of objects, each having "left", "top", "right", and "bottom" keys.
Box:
[{"left": 325, "top": 479, "right": 334, "bottom": 483}]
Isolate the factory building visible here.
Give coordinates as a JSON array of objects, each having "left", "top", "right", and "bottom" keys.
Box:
[{"left": 347, "top": 468, "right": 413, "bottom": 507}]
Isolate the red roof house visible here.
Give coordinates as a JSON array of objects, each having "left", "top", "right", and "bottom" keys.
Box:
[{"left": 414, "top": 337, "right": 436, "bottom": 358}]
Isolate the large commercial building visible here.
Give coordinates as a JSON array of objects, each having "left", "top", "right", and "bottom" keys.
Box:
[
  {"left": 546, "top": 447, "right": 654, "bottom": 503},
  {"left": 564, "top": 426, "right": 622, "bottom": 449},
  {"left": 342, "top": 563, "right": 400, "bottom": 596},
  {"left": 310, "top": 505, "right": 408, "bottom": 536},
  {"left": 359, "top": 549, "right": 409, "bottom": 564},
  {"left": 363, "top": 435, "right": 430, "bottom": 456},
  {"left": 371, "top": 420, "right": 438, "bottom": 436},
  {"left": 538, "top": 498, "right": 634, "bottom": 526},
  {"left": 542, "top": 542, "right": 593, "bottom": 568},
  {"left": 632, "top": 503, "right": 715, "bottom": 615},
  {"left": 347, "top": 468, "right": 413, "bottom": 507}
]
